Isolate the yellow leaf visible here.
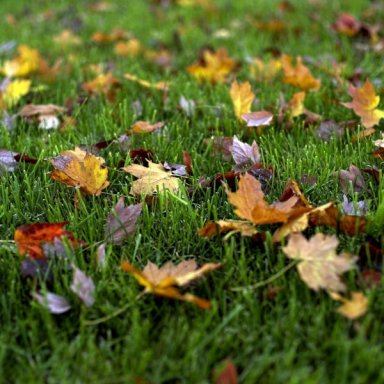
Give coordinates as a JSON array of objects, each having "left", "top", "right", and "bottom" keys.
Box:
[
  {"left": 121, "top": 259, "right": 221, "bottom": 309},
  {"left": 329, "top": 291, "right": 368, "bottom": 320},
  {"left": 50, "top": 148, "right": 109, "bottom": 196},
  {"left": 2, "top": 79, "right": 31, "bottom": 107},
  {"left": 2, "top": 45, "right": 41, "bottom": 77},
  {"left": 122, "top": 161, "right": 180, "bottom": 196},
  {"left": 230, "top": 80, "right": 255, "bottom": 119},
  {"left": 124, "top": 73, "right": 170, "bottom": 91}
]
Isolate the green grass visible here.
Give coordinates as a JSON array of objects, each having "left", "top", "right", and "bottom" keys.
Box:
[{"left": 1, "top": 0, "right": 384, "bottom": 382}]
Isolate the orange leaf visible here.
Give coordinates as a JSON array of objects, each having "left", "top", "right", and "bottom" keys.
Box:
[
  {"left": 121, "top": 260, "right": 221, "bottom": 309},
  {"left": 14, "top": 222, "right": 76, "bottom": 259},
  {"left": 281, "top": 54, "right": 321, "bottom": 91},
  {"left": 342, "top": 80, "right": 384, "bottom": 129}
]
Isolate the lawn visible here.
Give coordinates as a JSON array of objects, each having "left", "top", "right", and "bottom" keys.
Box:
[{"left": 1, "top": 0, "right": 384, "bottom": 383}]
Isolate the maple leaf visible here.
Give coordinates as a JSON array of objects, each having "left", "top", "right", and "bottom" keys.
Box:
[
  {"left": 329, "top": 291, "right": 368, "bottom": 320},
  {"left": 122, "top": 161, "right": 180, "bottom": 196},
  {"left": 187, "top": 48, "right": 237, "bottom": 84},
  {"left": 82, "top": 73, "right": 121, "bottom": 102},
  {"left": 342, "top": 80, "right": 384, "bottom": 129},
  {"left": 121, "top": 259, "right": 222, "bottom": 309},
  {"left": 50, "top": 147, "right": 110, "bottom": 196},
  {"left": 229, "top": 80, "right": 255, "bottom": 119},
  {"left": 14, "top": 222, "right": 77, "bottom": 259},
  {"left": 105, "top": 197, "right": 142, "bottom": 245},
  {"left": 198, "top": 220, "right": 258, "bottom": 237},
  {"left": 282, "top": 232, "right": 357, "bottom": 292},
  {"left": 225, "top": 173, "right": 290, "bottom": 225},
  {"left": 281, "top": 54, "right": 321, "bottom": 91}
]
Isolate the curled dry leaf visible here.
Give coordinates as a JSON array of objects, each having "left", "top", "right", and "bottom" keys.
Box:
[
  {"left": 19, "top": 103, "right": 67, "bottom": 130},
  {"left": 124, "top": 73, "right": 170, "bottom": 91},
  {"left": 70, "top": 267, "right": 95, "bottom": 307},
  {"left": 198, "top": 220, "right": 258, "bottom": 238},
  {"left": 230, "top": 135, "right": 260, "bottom": 171},
  {"left": 329, "top": 291, "right": 368, "bottom": 320},
  {"left": 281, "top": 54, "right": 321, "bottom": 91},
  {"left": 333, "top": 164, "right": 366, "bottom": 193},
  {"left": 282, "top": 232, "right": 357, "bottom": 292},
  {"left": 187, "top": 48, "right": 237, "bottom": 84},
  {"left": 32, "top": 291, "right": 71, "bottom": 314},
  {"left": 121, "top": 259, "right": 222, "bottom": 309},
  {"left": 342, "top": 80, "right": 384, "bottom": 130},
  {"left": 229, "top": 80, "right": 255, "bottom": 119},
  {"left": 105, "top": 197, "right": 142, "bottom": 245},
  {"left": 241, "top": 111, "right": 273, "bottom": 127},
  {"left": 50, "top": 147, "right": 110, "bottom": 196},
  {"left": 131, "top": 120, "right": 164, "bottom": 134},
  {"left": 122, "top": 161, "right": 180, "bottom": 196},
  {"left": 14, "top": 222, "right": 78, "bottom": 259}
]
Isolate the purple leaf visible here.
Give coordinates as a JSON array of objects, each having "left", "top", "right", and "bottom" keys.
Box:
[
  {"left": 179, "top": 96, "right": 196, "bottom": 117},
  {"left": 105, "top": 198, "right": 142, "bottom": 245},
  {"left": 32, "top": 291, "right": 71, "bottom": 314},
  {"left": 241, "top": 111, "right": 273, "bottom": 127},
  {"left": 0, "top": 149, "right": 18, "bottom": 173},
  {"left": 341, "top": 195, "right": 367, "bottom": 216},
  {"left": 96, "top": 243, "right": 107, "bottom": 268},
  {"left": 164, "top": 161, "right": 188, "bottom": 176},
  {"left": 334, "top": 164, "right": 366, "bottom": 193},
  {"left": 316, "top": 120, "right": 344, "bottom": 141},
  {"left": 231, "top": 135, "right": 260, "bottom": 171},
  {"left": 70, "top": 267, "right": 95, "bottom": 307}
]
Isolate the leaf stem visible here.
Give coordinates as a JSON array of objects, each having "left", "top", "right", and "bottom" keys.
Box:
[{"left": 231, "top": 261, "right": 298, "bottom": 292}]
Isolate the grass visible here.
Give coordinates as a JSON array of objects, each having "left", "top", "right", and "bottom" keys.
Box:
[{"left": 1, "top": 0, "right": 384, "bottom": 382}]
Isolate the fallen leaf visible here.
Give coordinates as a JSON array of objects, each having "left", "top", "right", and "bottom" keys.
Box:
[
  {"left": 105, "top": 197, "right": 142, "bottom": 245},
  {"left": 282, "top": 232, "right": 357, "bottom": 292},
  {"left": 198, "top": 220, "right": 257, "bottom": 237},
  {"left": 329, "top": 291, "right": 368, "bottom": 320},
  {"left": 114, "top": 38, "right": 141, "bottom": 57},
  {"left": 179, "top": 96, "right": 196, "bottom": 117},
  {"left": 249, "top": 57, "right": 281, "bottom": 82},
  {"left": 342, "top": 80, "right": 384, "bottom": 130},
  {"left": 53, "top": 30, "right": 82, "bottom": 46},
  {"left": 231, "top": 135, "right": 260, "bottom": 171},
  {"left": 341, "top": 195, "right": 367, "bottom": 216},
  {"left": 2, "top": 45, "right": 41, "bottom": 77},
  {"left": 122, "top": 161, "right": 180, "bottom": 196},
  {"left": 214, "top": 360, "right": 238, "bottom": 384},
  {"left": 121, "top": 259, "right": 221, "bottom": 309},
  {"left": 187, "top": 48, "right": 237, "bottom": 84},
  {"left": 124, "top": 73, "right": 170, "bottom": 91},
  {"left": 0, "top": 149, "right": 18, "bottom": 172},
  {"left": 32, "top": 291, "right": 71, "bottom": 314},
  {"left": 281, "top": 54, "right": 321, "bottom": 91},
  {"left": 131, "top": 120, "right": 164, "bottom": 134},
  {"left": 1, "top": 79, "right": 31, "bottom": 108},
  {"left": 19, "top": 103, "right": 67, "bottom": 130},
  {"left": 241, "top": 111, "right": 273, "bottom": 127},
  {"left": 70, "top": 267, "right": 95, "bottom": 307},
  {"left": 316, "top": 120, "right": 345, "bottom": 141},
  {"left": 50, "top": 148, "right": 110, "bottom": 196},
  {"left": 82, "top": 73, "right": 121, "bottom": 102},
  {"left": 230, "top": 80, "right": 255, "bottom": 119},
  {"left": 333, "top": 164, "right": 366, "bottom": 193},
  {"left": 14, "top": 222, "right": 77, "bottom": 259}
]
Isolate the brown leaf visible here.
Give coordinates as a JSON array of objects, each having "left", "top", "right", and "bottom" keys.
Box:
[
  {"left": 333, "top": 164, "right": 366, "bottom": 193},
  {"left": 131, "top": 121, "right": 164, "bottom": 134},
  {"left": 198, "top": 220, "right": 257, "bottom": 238},
  {"left": 231, "top": 135, "right": 260, "bottom": 171},
  {"left": 283, "top": 232, "right": 357, "bottom": 292}
]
